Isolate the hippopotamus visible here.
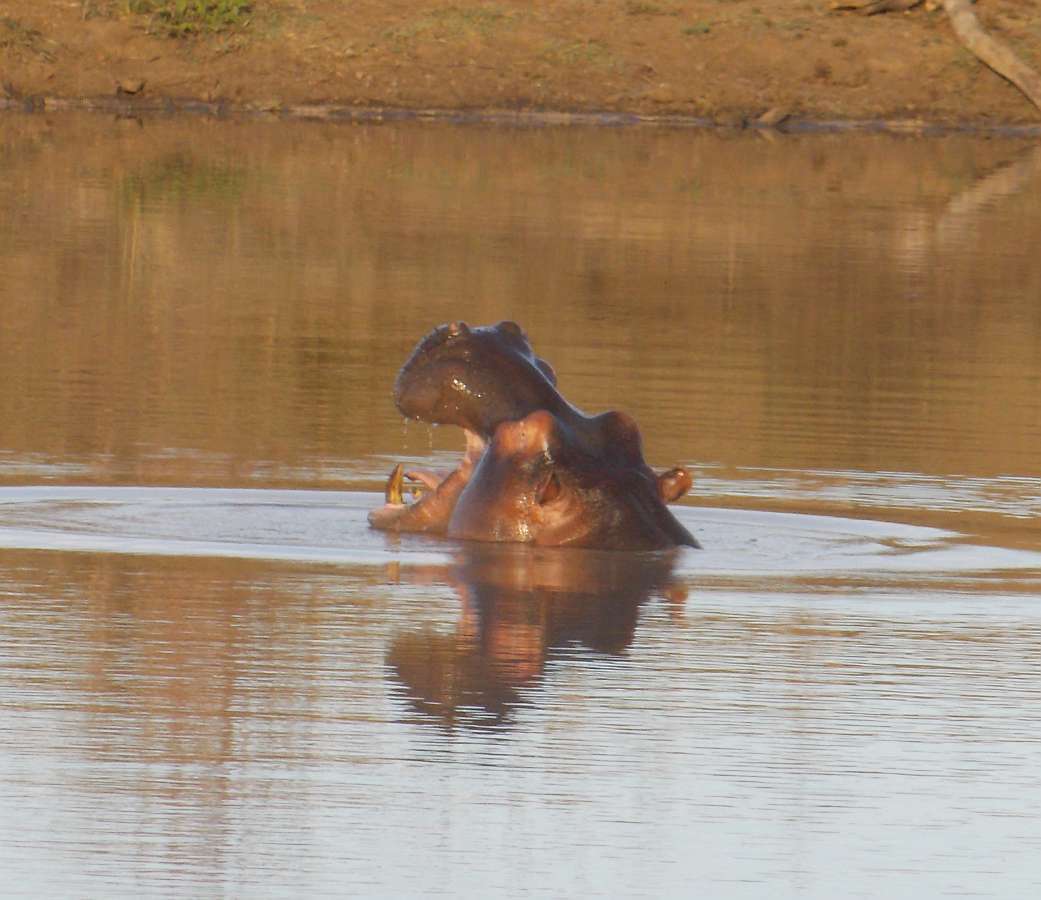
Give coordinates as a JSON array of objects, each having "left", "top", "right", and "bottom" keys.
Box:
[{"left": 368, "top": 320, "right": 699, "bottom": 550}]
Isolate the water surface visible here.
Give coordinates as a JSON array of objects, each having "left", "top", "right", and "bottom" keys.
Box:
[{"left": 0, "top": 113, "right": 1039, "bottom": 898}]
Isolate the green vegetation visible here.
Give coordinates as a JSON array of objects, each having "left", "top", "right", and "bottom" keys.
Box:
[
  {"left": 383, "top": 6, "right": 511, "bottom": 44},
  {"left": 126, "top": 0, "right": 252, "bottom": 37},
  {"left": 624, "top": 2, "right": 679, "bottom": 16},
  {"left": 540, "top": 39, "right": 614, "bottom": 69}
]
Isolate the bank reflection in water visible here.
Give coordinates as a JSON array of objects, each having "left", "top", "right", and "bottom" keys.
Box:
[
  {"left": 2, "top": 116, "right": 1041, "bottom": 492},
  {"left": 386, "top": 543, "right": 685, "bottom": 728}
]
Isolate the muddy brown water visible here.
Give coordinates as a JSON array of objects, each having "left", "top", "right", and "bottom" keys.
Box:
[{"left": 1, "top": 113, "right": 1040, "bottom": 898}]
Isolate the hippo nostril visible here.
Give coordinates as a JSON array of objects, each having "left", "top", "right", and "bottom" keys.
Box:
[{"left": 447, "top": 321, "right": 470, "bottom": 337}]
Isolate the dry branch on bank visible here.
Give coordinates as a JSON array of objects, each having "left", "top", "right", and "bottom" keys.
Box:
[
  {"left": 832, "top": 0, "right": 925, "bottom": 13},
  {"left": 943, "top": 0, "right": 1041, "bottom": 112},
  {"left": 834, "top": 0, "right": 1041, "bottom": 115}
]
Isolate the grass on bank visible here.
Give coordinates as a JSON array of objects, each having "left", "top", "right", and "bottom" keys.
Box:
[
  {"left": 124, "top": 0, "right": 252, "bottom": 36},
  {"left": 1, "top": 16, "right": 57, "bottom": 60}
]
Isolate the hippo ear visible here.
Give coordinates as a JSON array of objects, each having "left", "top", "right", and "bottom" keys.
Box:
[
  {"left": 496, "top": 321, "right": 526, "bottom": 339},
  {"left": 658, "top": 467, "right": 692, "bottom": 503}
]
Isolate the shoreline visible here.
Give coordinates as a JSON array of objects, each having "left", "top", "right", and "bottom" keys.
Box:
[
  {"left": 5, "top": 95, "right": 1041, "bottom": 138},
  {"left": 3, "top": 1, "right": 1040, "bottom": 136}
]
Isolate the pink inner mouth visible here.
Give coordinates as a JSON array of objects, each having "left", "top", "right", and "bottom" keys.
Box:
[{"left": 400, "top": 428, "right": 486, "bottom": 497}]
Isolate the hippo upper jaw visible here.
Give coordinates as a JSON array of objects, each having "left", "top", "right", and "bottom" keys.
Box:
[{"left": 393, "top": 321, "right": 562, "bottom": 439}]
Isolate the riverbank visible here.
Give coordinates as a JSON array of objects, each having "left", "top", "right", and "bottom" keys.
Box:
[{"left": 2, "top": 1, "right": 1040, "bottom": 127}]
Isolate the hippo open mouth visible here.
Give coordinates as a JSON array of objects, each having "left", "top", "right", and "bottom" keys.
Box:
[{"left": 369, "top": 321, "right": 699, "bottom": 550}]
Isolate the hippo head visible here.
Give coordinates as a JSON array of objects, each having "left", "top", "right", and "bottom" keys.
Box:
[
  {"left": 394, "top": 321, "right": 561, "bottom": 438},
  {"left": 370, "top": 320, "right": 699, "bottom": 550}
]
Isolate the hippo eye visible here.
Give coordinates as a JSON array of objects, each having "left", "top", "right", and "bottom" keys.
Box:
[
  {"left": 536, "top": 471, "right": 562, "bottom": 505},
  {"left": 536, "top": 358, "right": 557, "bottom": 386}
]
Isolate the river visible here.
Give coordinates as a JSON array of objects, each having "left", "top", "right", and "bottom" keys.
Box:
[{"left": 1, "top": 112, "right": 1039, "bottom": 898}]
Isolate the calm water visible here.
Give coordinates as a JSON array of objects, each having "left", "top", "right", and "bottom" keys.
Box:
[{"left": 1, "top": 112, "right": 1040, "bottom": 898}]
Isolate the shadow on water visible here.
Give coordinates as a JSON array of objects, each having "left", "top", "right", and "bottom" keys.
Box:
[{"left": 386, "top": 542, "right": 684, "bottom": 730}]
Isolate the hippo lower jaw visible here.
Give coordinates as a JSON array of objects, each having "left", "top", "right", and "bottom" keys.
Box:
[{"left": 367, "top": 428, "right": 486, "bottom": 534}]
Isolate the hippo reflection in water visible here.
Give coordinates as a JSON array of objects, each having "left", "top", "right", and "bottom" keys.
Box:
[
  {"left": 386, "top": 542, "right": 687, "bottom": 728},
  {"left": 368, "top": 321, "right": 699, "bottom": 550}
]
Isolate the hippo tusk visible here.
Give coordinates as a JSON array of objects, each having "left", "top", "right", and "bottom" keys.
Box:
[
  {"left": 385, "top": 463, "right": 434, "bottom": 504},
  {"left": 385, "top": 463, "right": 406, "bottom": 504}
]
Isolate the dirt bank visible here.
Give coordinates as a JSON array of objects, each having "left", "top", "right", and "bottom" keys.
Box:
[{"left": 2, "top": 1, "right": 1040, "bottom": 127}]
